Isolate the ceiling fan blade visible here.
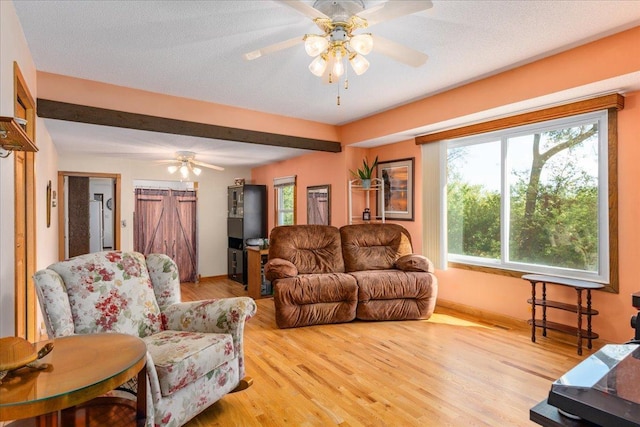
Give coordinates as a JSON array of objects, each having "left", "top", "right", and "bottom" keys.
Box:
[
  {"left": 358, "top": 0, "right": 433, "bottom": 27},
  {"left": 372, "top": 35, "right": 428, "bottom": 67},
  {"left": 243, "top": 36, "right": 303, "bottom": 60},
  {"left": 274, "top": 0, "right": 329, "bottom": 20},
  {"left": 191, "top": 159, "right": 225, "bottom": 171}
]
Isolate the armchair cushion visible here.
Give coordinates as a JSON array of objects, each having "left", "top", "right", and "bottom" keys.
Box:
[
  {"left": 47, "top": 251, "right": 163, "bottom": 337},
  {"left": 143, "top": 330, "right": 235, "bottom": 397}
]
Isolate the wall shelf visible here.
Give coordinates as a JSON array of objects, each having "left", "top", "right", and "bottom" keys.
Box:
[
  {"left": 0, "top": 116, "right": 37, "bottom": 152},
  {"left": 348, "top": 178, "right": 385, "bottom": 225}
]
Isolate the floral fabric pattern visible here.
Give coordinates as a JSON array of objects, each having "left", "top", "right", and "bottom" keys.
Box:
[
  {"left": 143, "top": 330, "right": 234, "bottom": 397},
  {"left": 47, "top": 251, "right": 163, "bottom": 337},
  {"left": 33, "top": 251, "right": 257, "bottom": 427},
  {"left": 33, "top": 269, "right": 75, "bottom": 337},
  {"left": 163, "top": 297, "right": 256, "bottom": 379},
  {"left": 146, "top": 253, "right": 181, "bottom": 311}
]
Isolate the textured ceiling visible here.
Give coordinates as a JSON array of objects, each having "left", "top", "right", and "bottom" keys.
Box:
[{"left": 12, "top": 0, "right": 640, "bottom": 167}]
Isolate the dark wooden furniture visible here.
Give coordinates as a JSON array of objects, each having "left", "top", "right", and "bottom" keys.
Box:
[
  {"left": 0, "top": 333, "right": 147, "bottom": 427},
  {"left": 531, "top": 399, "right": 600, "bottom": 427},
  {"left": 227, "top": 184, "right": 266, "bottom": 284},
  {"left": 522, "top": 274, "right": 604, "bottom": 355},
  {"left": 247, "top": 246, "right": 272, "bottom": 299}
]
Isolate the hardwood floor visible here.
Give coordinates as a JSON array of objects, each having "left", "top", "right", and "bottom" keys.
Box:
[{"left": 182, "top": 278, "right": 595, "bottom": 427}]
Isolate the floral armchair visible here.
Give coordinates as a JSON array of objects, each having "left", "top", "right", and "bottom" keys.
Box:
[{"left": 33, "top": 251, "right": 256, "bottom": 427}]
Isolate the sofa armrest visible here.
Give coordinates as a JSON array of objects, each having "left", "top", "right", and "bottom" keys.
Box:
[
  {"left": 395, "top": 254, "right": 435, "bottom": 273},
  {"left": 264, "top": 258, "right": 298, "bottom": 281}
]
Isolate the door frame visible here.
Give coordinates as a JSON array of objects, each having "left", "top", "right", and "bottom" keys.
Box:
[
  {"left": 58, "top": 171, "right": 121, "bottom": 260},
  {"left": 14, "top": 62, "right": 36, "bottom": 341}
]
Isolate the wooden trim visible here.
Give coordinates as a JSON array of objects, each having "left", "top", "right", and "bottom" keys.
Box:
[
  {"left": 37, "top": 99, "right": 342, "bottom": 153},
  {"left": 415, "top": 93, "right": 625, "bottom": 144},
  {"left": 607, "top": 108, "right": 619, "bottom": 293},
  {"left": 57, "top": 171, "right": 122, "bottom": 260},
  {"left": 13, "top": 62, "right": 37, "bottom": 342}
]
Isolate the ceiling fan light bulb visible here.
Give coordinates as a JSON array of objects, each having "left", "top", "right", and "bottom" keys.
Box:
[
  {"left": 304, "top": 35, "right": 329, "bottom": 57},
  {"left": 350, "top": 33, "right": 373, "bottom": 55},
  {"left": 180, "top": 164, "right": 189, "bottom": 178},
  {"left": 168, "top": 165, "right": 178, "bottom": 174},
  {"left": 309, "top": 55, "right": 328, "bottom": 77},
  {"left": 332, "top": 52, "right": 345, "bottom": 78},
  {"left": 193, "top": 167, "right": 202, "bottom": 176},
  {"left": 349, "top": 54, "right": 370, "bottom": 75}
]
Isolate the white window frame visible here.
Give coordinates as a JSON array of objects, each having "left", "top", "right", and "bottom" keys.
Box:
[
  {"left": 442, "top": 110, "right": 609, "bottom": 283},
  {"left": 274, "top": 175, "right": 296, "bottom": 226}
]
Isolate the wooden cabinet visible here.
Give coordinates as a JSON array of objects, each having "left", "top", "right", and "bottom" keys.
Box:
[
  {"left": 227, "top": 184, "right": 266, "bottom": 284},
  {"left": 247, "top": 247, "right": 272, "bottom": 299}
]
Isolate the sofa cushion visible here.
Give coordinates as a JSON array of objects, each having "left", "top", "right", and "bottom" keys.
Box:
[
  {"left": 273, "top": 273, "right": 358, "bottom": 328},
  {"left": 351, "top": 270, "right": 437, "bottom": 321},
  {"left": 264, "top": 258, "right": 298, "bottom": 281},
  {"left": 143, "top": 330, "right": 235, "bottom": 397},
  {"left": 48, "top": 251, "right": 163, "bottom": 337},
  {"left": 340, "top": 224, "right": 414, "bottom": 272},
  {"left": 269, "top": 225, "right": 345, "bottom": 274},
  {"left": 395, "top": 254, "right": 434, "bottom": 273}
]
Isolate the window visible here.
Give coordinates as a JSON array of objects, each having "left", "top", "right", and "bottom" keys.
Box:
[
  {"left": 274, "top": 176, "right": 296, "bottom": 226},
  {"left": 446, "top": 111, "right": 609, "bottom": 283}
]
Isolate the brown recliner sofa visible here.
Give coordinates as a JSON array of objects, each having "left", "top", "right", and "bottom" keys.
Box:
[{"left": 264, "top": 223, "right": 438, "bottom": 329}]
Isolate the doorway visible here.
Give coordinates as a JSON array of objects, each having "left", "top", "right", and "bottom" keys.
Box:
[
  {"left": 133, "top": 185, "right": 198, "bottom": 283},
  {"left": 58, "top": 171, "right": 121, "bottom": 260}
]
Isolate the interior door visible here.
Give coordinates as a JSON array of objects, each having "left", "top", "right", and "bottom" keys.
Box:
[
  {"left": 134, "top": 188, "right": 197, "bottom": 282},
  {"left": 173, "top": 191, "right": 197, "bottom": 283},
  {"left": 67, "top": 176, "right": 90, "bottom": 258},
  {"left": 134, "top": 189, "right": 169, "bottom": 255}
]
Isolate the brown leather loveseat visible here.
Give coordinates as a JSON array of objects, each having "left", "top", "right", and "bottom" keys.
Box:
[{"left": 264, "top": 223, "right": 438, "bottom": 329}]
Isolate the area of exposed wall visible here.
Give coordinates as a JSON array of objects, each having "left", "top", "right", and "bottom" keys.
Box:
[
  {"left": 57, "top": 153, "right": 251, "bottom": 277},
  {"left": 0, "top": 1, "right": 59, "bottom": 337}
]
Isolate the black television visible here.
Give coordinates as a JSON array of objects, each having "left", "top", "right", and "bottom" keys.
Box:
[{"left": 548, "top": 344, "right": 640, "bottom": 427}]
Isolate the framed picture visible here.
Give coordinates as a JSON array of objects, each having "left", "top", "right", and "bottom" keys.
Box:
[
  {"left": 377, "top": 158, "right": 414, "bottom": 221},
  {"left": 307, "top": 185, "right": 331, "bottom": 225}
]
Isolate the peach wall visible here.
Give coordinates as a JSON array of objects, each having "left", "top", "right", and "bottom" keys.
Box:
[
  {"left": 339, "top": 26, "right": 640, "bottom": 144},
  {"left": 251, "top": 150, "right": 348, "bottom": 232},
  {"left": 37, "top": 72, "right": 340, "bottom": 142}
]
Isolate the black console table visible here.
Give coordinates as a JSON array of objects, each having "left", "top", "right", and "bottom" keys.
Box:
[{"left": 522, "top": 274, "right": 604, "bottom": 355}]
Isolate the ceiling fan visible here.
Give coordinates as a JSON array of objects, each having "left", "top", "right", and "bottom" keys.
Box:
[
  {"left": 244, "top": 0, "right": 432, "bottom": 83},
  {"left": 160, "top": 151, "right": 224, "bottom": 179}
]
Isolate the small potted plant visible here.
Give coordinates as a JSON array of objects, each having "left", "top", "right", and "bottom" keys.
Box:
[{"left": 350, "top": 156, "right": 378, "bottom": 189}]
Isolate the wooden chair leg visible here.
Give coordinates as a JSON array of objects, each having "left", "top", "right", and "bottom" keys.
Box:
[{"left": 230, "top": 376, "right": 253, "bottom": 393}]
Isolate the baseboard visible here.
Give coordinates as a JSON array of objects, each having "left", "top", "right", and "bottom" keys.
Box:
[
  {"left": 436, "top": 298, "right": 611, "bottom": 349},
  {"left": 198, "top": 274, "right": 229, "bottom": 282},
  {"left": 436, "top": 298, "right": 530, "bottom": 331}
]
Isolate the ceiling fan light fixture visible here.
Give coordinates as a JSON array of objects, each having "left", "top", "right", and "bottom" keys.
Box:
[
  {"left": 350, "top": 33, "right": 373, "bottom": 55},
  {"left": 192, "top": 167, "right": 202, "bottom": 176},
  {"left": 309, "top": 54, "right": 328, "bottom": 76},
  {"left": 168, "top": 165, "right": 178, "bottom": 174},
  {"left": 349, "top": 53, "right": 370, "bottom": 75},
  {"left": 304, "top": 35, "right": 329, "bottom": 57}
]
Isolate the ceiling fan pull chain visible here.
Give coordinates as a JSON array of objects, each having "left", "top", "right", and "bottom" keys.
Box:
[{"left": 337, "top": 78, "right": 341, "bottom": 106}]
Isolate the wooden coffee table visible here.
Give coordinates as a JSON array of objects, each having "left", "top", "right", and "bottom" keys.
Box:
[{"left": 0, "top": 333, "right": 147, "bottom": 427}]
